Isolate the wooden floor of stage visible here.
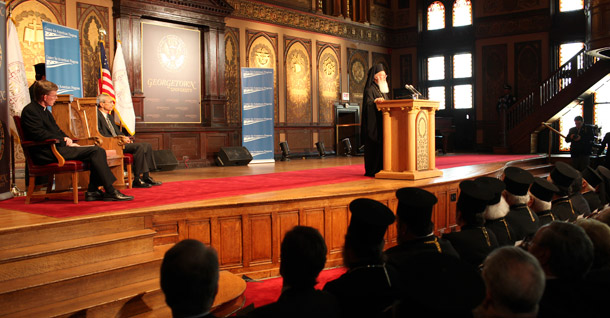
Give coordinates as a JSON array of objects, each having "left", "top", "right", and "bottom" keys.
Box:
[{"left": 0, "top": 154, "right": 539, "bottom": 231}]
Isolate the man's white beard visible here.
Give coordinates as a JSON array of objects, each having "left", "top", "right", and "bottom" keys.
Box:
[{"left": 378, "top": 79, "right": 390, "bottom": 94}]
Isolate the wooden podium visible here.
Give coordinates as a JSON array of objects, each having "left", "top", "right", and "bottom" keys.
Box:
[{"left": 375, "top": 99, "right": 443, "bottom": 180}]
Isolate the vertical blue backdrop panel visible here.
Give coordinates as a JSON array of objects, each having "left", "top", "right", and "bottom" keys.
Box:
[
  {"left": 241, "top": 68, "right": 274, "bottom": 163},
  {"left": 43, "top": 21, "right": 83, "bottom": 97}
]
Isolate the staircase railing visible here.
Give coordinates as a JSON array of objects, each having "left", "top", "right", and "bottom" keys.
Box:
[{"left": 506, "top": 49, "right": 599, "bottom": 131}]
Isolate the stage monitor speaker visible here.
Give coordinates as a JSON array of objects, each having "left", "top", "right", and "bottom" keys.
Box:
[
  {"left": 216, "top": 146, "right": 252, "bottom": 166},
  {"left": 153, "top": 150, "right": 178, "bottom": 171}
]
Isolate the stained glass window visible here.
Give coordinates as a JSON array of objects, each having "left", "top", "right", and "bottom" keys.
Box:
[
  {"left": 454, "top": 85, "right": 472, "bottom": 109},
  {"left": 560, "top": 0, "right": 584, "bottom": 12},
  {"left": 427, "top": 56, "right": 445, "bottom": 80},
  {"left": 428, "top": 1, "right": 445, "bottom": 30},
  {"left": 428, "top": 86, "right": 446, "bottom": 110},
  {"left": 453, "top": 0, "right": 472, "bottom": 27},
  {"left": 453, "top": 53, "right": 472, "bottom": 78}
]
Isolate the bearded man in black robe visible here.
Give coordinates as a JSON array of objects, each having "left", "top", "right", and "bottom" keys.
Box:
[{"left": 361, "top": 64, "right": 389, "bottom": 177}]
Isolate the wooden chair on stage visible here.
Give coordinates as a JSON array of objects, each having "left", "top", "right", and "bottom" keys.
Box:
[
  {"left": 52, "top": 95, "right": 131, "bottom": 189},
  {"left": 13, "top": 116, "right": 89, "bottom": 204}
]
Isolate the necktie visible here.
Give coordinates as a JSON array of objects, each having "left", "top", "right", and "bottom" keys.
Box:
[{"left": 104, "top": 114, "right": 117, "bottom": 137}]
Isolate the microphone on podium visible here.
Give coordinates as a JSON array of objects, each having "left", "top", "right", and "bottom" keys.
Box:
[{"left": 404, "top": 84, "right": 423, "bottom": 99}]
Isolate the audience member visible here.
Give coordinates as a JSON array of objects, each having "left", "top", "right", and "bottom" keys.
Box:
[
  {"left": 247, "top": 226, "right": 340, "bottom": 318},
  {"left": 385, "top": 253, "right": 485, "bottom": 318},
  {"left": 503, "top": 167, "right": 538, "bottom": 242},
  {"left": 21, "top": 80, "right": 133, "bottom": 201},
  {"left": 548, "top": 162, "right": 579, "bottom": 221},
  {"left": 596, "top": 165, "right": 610, "bottom": 208},
  {"left": 594, "top": 206, "right": 610, "bottom": 227},
  {"left": 385, "top": 187, "right": 458, "bottom": 260},
  {"left": 568, "top": 174, "right": 591, "bottom": 217},
  {"left": 529, "top": 178, "right": 559, "bottom": 226},
  {"left": 474, "top": 246, "right": 545, "bottom": 318},
  {"left": 581, "top": 167, "right": 603, "bottom": 213},
  {"left": 442, "top": 180, "right": 498, "bottom": 267},
  {"left": 477, "top": 177, "right": 516, "bottom": 246},
  {"left": 160, "top": 239, "right": 219, "bottom": 318},
  {"left": 527, "top": 221, "right": 594, "bottom": 318},
  {"left": 324, "top": 198, "right": 398, "bottom": 318}
]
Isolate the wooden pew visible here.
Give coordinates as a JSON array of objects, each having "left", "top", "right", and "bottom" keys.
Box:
[{"left": 52, "top": 95, "right": 126, "bottom": 189}]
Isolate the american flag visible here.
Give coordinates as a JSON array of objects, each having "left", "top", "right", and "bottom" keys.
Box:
[{"left": 99, "top": 41, "right": 115, "bottom": 101}]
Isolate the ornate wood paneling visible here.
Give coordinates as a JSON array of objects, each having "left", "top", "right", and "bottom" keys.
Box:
[
  {"left": 482, "top": 44, "right": 508, "bottom": 122},
  {"left": 284, "top": 37, "right": 313, "bottom": 124},
  {"left": 476, "top": 13, "right": 550, "bottom": 39},
  {"left": 249, "top": 214, "right": 273, "bottom": 264},
  {"left": 278, "top": 211, "right": 300, "bottom": 251},
  {"left": 327, "top": 206, "right": 349, "bottom": 254},
  {"left": 225, "top": 27, "right": 241, "bottom": 126},
  {"left": 187, "top": 219, "right": 211, "bottom": 245},
  {"left": 347, "top": 48, "right": 368, "bottom": 106},
  {"left": 317, "top": 42, "right": 341, "bottom": 125},
  {"left": 285, "top": 129, "right": 313, "bottom": 153},
  {"left": 227, "top": 0, "right": 388, "bottom": 46},
  {"left": 217, "top": 217, "right": 243, "bottom": 267},
  {"left": 247, "top": 30, "right": 279, "bottom": 123},
  {"left": 400, "top": 54, "right": 413, "bottom": 86},
  {"left": 169, "top": 134, "right": 202, "bottom": 161},
  {"left": 77, "top": 2, "right": 109, "bottom": 98},
  {"left": 476, "top": 0, "right": 546, "bottom": 18},
  {"left": 515, "top": 41, "right": 541, "bottom": 100},
  {"left": 304, "top": 208, "right": 325, "bottom": 236}
]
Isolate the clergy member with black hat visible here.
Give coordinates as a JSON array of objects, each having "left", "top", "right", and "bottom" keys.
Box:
[
  {"left": 548, "top": 161, "right": 579, "bottom": 221},
  {"left": 476, "top": 177, "right": 516, "bottom": 246},
  {"left": 323, "top": 198, "right": 399, "bottom": 318},
  {"left": 385, "top": 187, "right": 459, "bottom": 263},
  {"left": 596, "top": 165, "right": 610, "bottom": 209},
  {"left": 503, "top": 167, "right": 539, "bottom": 242},
  {"left": 361, "top": 63, "right": 389, "bottom": 177},
  {"left": 529, "top": 178, "right": 560, "bottom": 226},
  {"left": 581, "top": 166, "right": 603, "bottom": 213},
  {"left": 29, "top": 63, "right": 46, "bottom": 102},
  {"left": 442, "top": 180, "right": 499, "bottom": 267}
]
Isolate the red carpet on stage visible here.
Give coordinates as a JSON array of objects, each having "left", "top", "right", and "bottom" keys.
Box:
[
  {"left": 0, "top": 154, "right": 537, "bottom": 218},
  {"left": 243, "top": 267, "right": 347, "bottom": 309}
]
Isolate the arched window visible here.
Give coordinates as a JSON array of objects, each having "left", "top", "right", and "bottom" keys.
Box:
[
  {"left": 452, "top": 0, "right": 472, "bottom": 27},
  {"left": 427, "top": 1, "right": 445, "bottom": 30},
  {"left": 560, "top": 0, "right": 584, "bottom": 12},
  {"left": 559, "top": 42, "right": 584, "bottom": 66}
]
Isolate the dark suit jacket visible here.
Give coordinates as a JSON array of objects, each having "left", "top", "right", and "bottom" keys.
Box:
[
  {"left": 535, "top": 209, "right": 556, "bottom": 227},
  {"left": 505, "top": 204, "right": 540, "bottom": 242},
  {"left": 442, "top": 225, "right": 499, "bottom": 267},
  {"left": 20, "top": 101, "right": 68, "bottom": 165},
  {"left": 565, "top": 125, "right": 594, "bottom": 156},
  {"left": 385, "top": 235, "right": 459, "bottom": 260},
  {"left": 485, "top": 217, "right": 516, "bottom": 246},
  {"left": 551, "top": 197, "right": 576, "bottom": 221},
  {"left": 97, "top": 109, "right": 123, "bottom": 137},
  {"left": 247, "top": 286, "right": 340, "bottom": 318},
  {"left": 583, "top": 191, "right": 602, "bottom": 212}
]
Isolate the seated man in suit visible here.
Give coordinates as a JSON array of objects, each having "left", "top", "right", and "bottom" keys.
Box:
[
  {"left": 21, "top": 80, "right": 133, "bottom": 201},
  {"left": 96, "top": 94, "right": 161, "bottom": 188}
]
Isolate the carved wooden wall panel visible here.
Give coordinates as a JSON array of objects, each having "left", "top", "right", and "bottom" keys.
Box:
[
  {"left": 348, "top": 48, "right": 369, "bottom": 106},
  {"left": 304, "top": 208, "right": 325, "bottom": 236},
  {"left": 278, "top": 211, "right": 300, "bottom": 253},
  {"left": 284, "top": 37, "right": 312, "bottom": 124},
  {"left": 135, "top": 134, "right": 162, "bottom": 151},
  {"left": 482, "top": 44, "right": 508, "bottom": 122},
  {"left": 400, "top": 54, "right": 413, "bottom": 87},
  {"left": 187, "top": 219, "right": 212, "bottom": 245},
  {"left": 327, "top": 206, "right": 349, "bottom": 254},
  {"left": 247, "top": 30, "right": 279, "bottom": 123},
  {"left": 318, "top": 128, "right": 335, "bottom": 152},
  {"left": 372, "top": 52, "right": 391, "bottom": 93},
  {"left": 515, "top": 41, "right": 541, "bottom": 100},
  {"left": 476, "top": 0, "right": 546, "bottom": 18},
  {"left": 286, "top": 129, "right": 313, "bottom": 153},
  {"left": 77, "top": 2, "right": 109, "bottom": 97},
  {"left": 206, "top": 133, "right": 230, "bottom": 157},
  {"left": 249, "top": 214, "right": 273, "bottom": 264},
  {"left": 170, "top": 134, "right": 202, "bottom": 161},
  {"left": 225, "top": 27, "right": 241, "bottom": 126},
  {"left": 317, "top": 42, "right": 341, "bottom": 125},
  {"left": 218, "top": 217, "right": 243, "bottom": 267}
]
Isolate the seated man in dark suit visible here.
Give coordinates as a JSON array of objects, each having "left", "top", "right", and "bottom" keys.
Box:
[
  {"left": 21, "top": 80, "right": 132, "bottom": 201},
  {"left": 529, "top": 178, "right": 560, "bottom": 227},
  {"left": 160, "top": 239, "right": 219, "bottom": 318},
  {"left": 96, "top": 94, "right": 161, "bottom": 188},
  {"left": 247, "top": 226, "right": 340, "bottom": 318},
  {"left": 477, "top": 177, "right": 516, "bottom": 246},
  {"left": 503, "top": 167, "right": 539, "bottom": 242},
  {"left": 324, "top": 198, "right": 399, "bottom": 318},
  {"left": 548, "top": 162, "right": 579, "bottom": 221},
  {"left": 581, "top": 167, "right": 603, "bottom": 213}
]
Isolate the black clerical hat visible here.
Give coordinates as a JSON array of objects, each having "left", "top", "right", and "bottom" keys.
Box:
[
  {"left": 457, "top": 180, "right": 494, "bottom": 214},
  {"left": 34, "top": 63, "right": 45, "bottom": 76},
  {"left": 550, "top": 161, "right": 579, "bottom": 188},
  {"left": 395, "top": 187, "right": 437, "bottom": 231},
  {"left": 597, "top": 165, "right": 610, "bottom": 181},
  {"left": 503, "top": 167, "right": 534, "bottom": 195},
  {"left": 530, "top": 177, "right": 559, "bottom": 202},
  {"left": 475, "top": 177, "right": 505, "bottom": 205},
  {"left": 583, "top": 167, "right": 603, "bottom": 188},
  {"left": 348, "top": 198, "right": 395, "bottom": 244}
]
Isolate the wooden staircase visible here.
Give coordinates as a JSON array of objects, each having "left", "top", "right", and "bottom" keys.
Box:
[
  {"left": 506, "top": 49, "right": 610, "bottom": 153},
  {"left": 0, "top": 217, "right": 170, "bottom": 317}
]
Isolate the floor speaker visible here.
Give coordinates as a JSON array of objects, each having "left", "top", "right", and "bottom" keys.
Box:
[
  {"left": 216, "top": 147, "right": 252, "bottom": 166},
  {"left": 153, "top": 150, "right": 178, "bottom": 171}
]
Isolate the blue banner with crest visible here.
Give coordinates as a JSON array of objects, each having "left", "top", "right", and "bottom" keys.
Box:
[{"left": 43, "top": 21, "right": 83, "bottom": 97}]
